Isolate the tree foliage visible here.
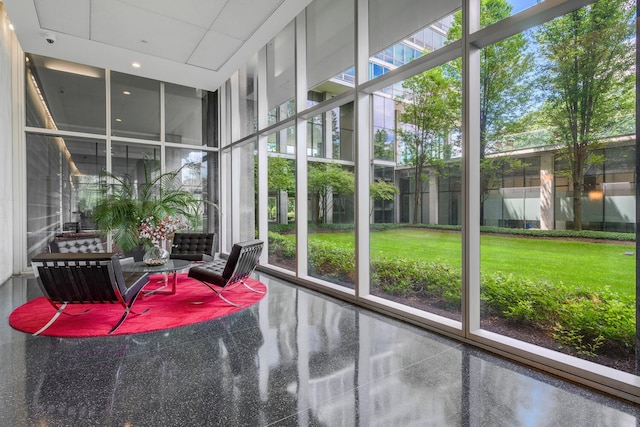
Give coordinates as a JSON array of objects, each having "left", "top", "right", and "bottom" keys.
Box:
[
  {"left": 268, "top": 156, "right": 295, "bottom": 195},
  {"left": 448, "top": 0, "right": 535, "bottom": 224},
  {"left": 370, "top": 179, "right": 400, "bottom": 221},
  {"left": 448, "top": 0, "right": 534, "bottom": 154},
  {"left": 373, "top": 129, "right": 394, "bottom": 161},
  {"left": 370, "top": 179, "right": 399, "bottom": 202},
  {"left": 397, "top": 66, "right": 460, "bottom": 223},
  {"left": 536, "top": 0, "right": 635, "bottom": 229},
  {"left": 308, "top": 163, "right": 355, "bottom": 224}
]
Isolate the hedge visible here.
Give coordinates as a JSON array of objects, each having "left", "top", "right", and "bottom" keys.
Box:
[
  {"left": 269, "top": 222, "right": 635, "bottom": 242},
  {"left": 267, "top": 231, "right": 635, "bottom": 357}
]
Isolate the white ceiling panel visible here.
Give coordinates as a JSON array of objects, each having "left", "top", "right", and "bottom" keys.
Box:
[
  {"left": 35, "top": 0, "right": 90, "bottom": 38},
  {"left": 3, "top": 0, "right": 313, "bottom": 91},
  {"left": 117, "top": 0, "right": 227, "bottom": 29},
  {"left": 90, "top": 0, "right": 207, "bottom": 63},
  {"left": 188, "top": 30, "right": 244, "bottom": 71},
  {"left": 213, "top": 0, "right": 284, "bottom": 40}
]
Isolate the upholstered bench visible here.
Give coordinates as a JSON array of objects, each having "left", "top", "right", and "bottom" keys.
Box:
[{"left": 49, "top": 237, "right": 105, "bottom": 254}]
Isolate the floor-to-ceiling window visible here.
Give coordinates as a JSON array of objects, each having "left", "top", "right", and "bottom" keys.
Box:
[
  {"left": 223, "top": 0, "right": 639, "bottom": 402},
  {"left": 476, "top": 0, "right": 637, "bottom": 376},
  {"left": 24, "top": 54, "right": 218, "bottom": 265}
]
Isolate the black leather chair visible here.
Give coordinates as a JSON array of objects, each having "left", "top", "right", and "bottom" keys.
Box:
[
  {"left": 188, "top": 239, "right": 264, "bottom": 307},
  {"left": 170, "top": 233, "right": 216, "bottom": 262},
  {"left": 30, "top": 253, "right": 150, "bottom": 335}
]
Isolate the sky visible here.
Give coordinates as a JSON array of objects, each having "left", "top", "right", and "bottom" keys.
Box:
[{"left": 509, "top": 0, "right": 542, "bottom": 15}]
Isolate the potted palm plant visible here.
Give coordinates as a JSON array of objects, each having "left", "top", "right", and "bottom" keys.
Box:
[{"left": 92, "top": 161, "right": 205, "bottom": 262}]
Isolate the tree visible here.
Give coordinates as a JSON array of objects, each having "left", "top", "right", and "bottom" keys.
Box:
[
  {"left": 397, "top": 66, "right": 459, "bottom": 224},
  {"left": 308, "top": 163, "right": 355, "bottom": 225},
  {"left": 373, "top": 129, "right": 394, "bottom": 161},
  {"left": 370, "top": 179, "right": 399, "bottom": 221},
  {"left": 448, "top": 0, "right": 534, "bottom": 224},
  {"left": 536, "top": 0, "right": 635, "bottom": 230},
  {"left": 268, "top": 156, "right": 295, "bottom": 195},
  {"left": 267, "top": 156, "right": 295, "bottom": 224}
]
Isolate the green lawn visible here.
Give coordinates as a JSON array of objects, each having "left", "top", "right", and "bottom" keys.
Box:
[{"left": 308, "top": 229, "right": 636, "bottom": 296}]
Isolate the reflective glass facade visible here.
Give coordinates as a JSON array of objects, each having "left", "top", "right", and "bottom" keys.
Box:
[
  {"left": 24, "top": 54, "right": 218, "bottom": 261},
  {"left": 221, "top": 0, "right": 640, "bottom": 402}
]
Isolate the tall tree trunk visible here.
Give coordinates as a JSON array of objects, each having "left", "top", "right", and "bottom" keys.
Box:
[
  {"left": 572, "top": 186, "right": 582, "bottom": 231},
  {"left": 413, "top": 171, "right": 421, "bottom": 224},
  {"left": 572, "top": 172, "right": 584, "bottom": 231},
  {"left": 571, "top": 145, "right": 585, "bottom": 231},
  {"left": 412, "top": 156, "right": 427, "bottom": 224}
]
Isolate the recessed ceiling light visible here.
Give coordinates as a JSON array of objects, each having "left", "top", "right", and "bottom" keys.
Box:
[
  {"left": 123, "top": 90, "right": 131, "bottom": 95},
  {"left": 115, "top": 118, "right": 122, "bottom": 122},
  {"left": 131, "top": 62, "right": 141, "bottom": 68}
]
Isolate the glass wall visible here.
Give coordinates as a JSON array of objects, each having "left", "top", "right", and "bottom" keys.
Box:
[
  {"left": 306, "top": 103, "right": 355, "bottom": 287},
  {"left": 222, "top": 0, "right": 639, "bottom": 401},
  {"left": 306, "top": 0, "right": 355, "bottom": 102},
  {"left": 111, "top": 72, "right": 160, "bottom": 140},
  {"left": 25, "top": 55, "right": 218, "bottom": 263},
  {"left": 232, "top": 55, "right": 258, "bottom": 142},
  {"left": 266, "top": 124, "right": 296, "bottom": 271},
  {"left": 369, "top": 59, "right": 462, "bottom": 319},
  {"left": 165, "top": 148, "right": 217, "bottom": 233},
  {"left": 478, "top": 1, "right": 636, "bottom": 375},
  {"left": 26, "top": 54, "right": 106, "bottom": 134},
  {"left": 267, "top": 21, "right": 296, "bottom": 126},
  {"left": 165, "top": 83, "right": 209, "bottom": 146},
  {"left": 369, "top": 0, "right": 458, "bottom": 83},
  {"left": 26, "top": 135, "right": 106, "bottom": 260},
  {"left": 232, "top": 140, "right": 257, "bottom": 244}
]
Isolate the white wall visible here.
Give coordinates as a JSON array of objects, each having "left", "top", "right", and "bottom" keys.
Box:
[{"left": 0, "top": 6, "right": 15, "bottom": 281}]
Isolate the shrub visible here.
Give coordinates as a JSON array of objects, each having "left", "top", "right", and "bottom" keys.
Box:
[
  {"left": 369, "top": 223, "right": 634, "bottom": 242},
  {"left": 370, "top": 257, "right": 461, "bottom": 308},
  {"left": 268, "top": 231, "right": 296, "bottom": 259},
  {"left": 268, "top": 223, "right": 296, "bottom": 234},
  {"left": 371, "top": 257, "right": 429, "bottom": 297},
  {"left": 308, "top": 240, "right": 355, "bottom": 282},
  {"left": 552, "top": 289, "right": 635, "bottom": 355},
  {"left": 267, "top": 231, "right": 635, "bottom": 356},
  {"left": 481, "top": 273, "right": 568, "bottom": 325}
]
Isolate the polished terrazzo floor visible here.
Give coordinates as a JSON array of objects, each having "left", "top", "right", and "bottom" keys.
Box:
[{"left": 0, "top": 271, "right": 639, "bottom": 426}]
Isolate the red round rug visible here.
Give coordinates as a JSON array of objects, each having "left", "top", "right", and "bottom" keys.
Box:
[{"left": 8, "top": 274, "right": 267, "bottom": 338}]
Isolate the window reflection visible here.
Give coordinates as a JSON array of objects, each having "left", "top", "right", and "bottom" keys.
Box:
[
  {"left": 165, "top": 83, "right": 206, "bottom": 146},
  {"left": 368, "top": 0, "right": 458, "bottom": 81},
  {"left": 26, "top": 134, "right": 106, "bottom": 261},
  {"left": 111, "top": 72, "right": 160, "bottom": 140},
  {"left": 26, "top": 54, "right": 106, "bottom": 133},
  {"left": 267, "top": 21, "right": 296, "bottom": 126},
  {"left": 306, "top": 0, "right": 355, "bottom": 103}
]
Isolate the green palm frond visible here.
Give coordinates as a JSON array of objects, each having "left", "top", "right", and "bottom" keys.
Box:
[{"left": 92, "top": 161, "right": 207, "bottom": 251}]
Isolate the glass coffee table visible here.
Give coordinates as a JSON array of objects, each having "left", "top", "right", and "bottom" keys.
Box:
[{"left": 122, "top": 259, "right": 191, "bottom": 295}]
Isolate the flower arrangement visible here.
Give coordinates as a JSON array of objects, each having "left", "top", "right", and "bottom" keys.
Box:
[{"left": 138, "top": 215, "right": 186, "bottom": 248}]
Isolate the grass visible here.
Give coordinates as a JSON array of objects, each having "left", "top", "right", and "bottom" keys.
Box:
[{"left": 307, "top": 229, "right": 635, "bottom": 297}]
